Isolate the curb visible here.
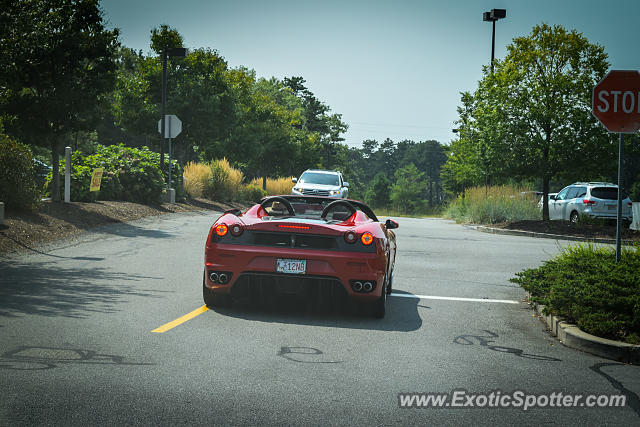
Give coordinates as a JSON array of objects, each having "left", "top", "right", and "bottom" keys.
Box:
[
  {"left": 532, "top": 302, "right": 640, "bottom": 364},
  {"left": 473, "top": 225, "right": 637, "bottom": 245}
]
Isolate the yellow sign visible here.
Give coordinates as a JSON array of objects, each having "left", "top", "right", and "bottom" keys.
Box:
[{"left": 90, "top": 168, "right": 104, "bottom": 192}]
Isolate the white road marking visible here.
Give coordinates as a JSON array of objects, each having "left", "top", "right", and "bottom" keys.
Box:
[{"left": 390, "top": 293, "right": 519, "bottom": 304}]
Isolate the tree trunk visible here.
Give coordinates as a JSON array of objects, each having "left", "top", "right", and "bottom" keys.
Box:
[
  {"left": 542, "top": 174, "right": 550, "bottom": 221},
  {"left": 542, "top": 135, "right": 551, "bottom": 221},
  {"left": 50, "top": 138, "right": 61, "bottom": 202}
]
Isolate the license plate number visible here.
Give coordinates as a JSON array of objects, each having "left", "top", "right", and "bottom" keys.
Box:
[
  {"left": 276, "top": 258, "right": 306, "bottom": 274},
  {"left": 608, "top": 204, "right": 616, "bottom": 210}
]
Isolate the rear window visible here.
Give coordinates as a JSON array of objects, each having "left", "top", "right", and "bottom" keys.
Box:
[{"left": 590, "top": 187, "right": 627, "bottom": 200}]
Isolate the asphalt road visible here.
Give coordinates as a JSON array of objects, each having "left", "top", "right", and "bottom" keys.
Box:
[{"left": 0, "top": 212, "right": 638, "bottom": 426}]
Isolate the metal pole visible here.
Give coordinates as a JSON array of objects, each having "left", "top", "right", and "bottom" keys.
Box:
[
  {"left": 616, "top": 133, "right": 623, "bottom": 263},
  {"left": 161, "top": 47, "right": 167, "bottom": 174},
  {"left": 168, "top": 117, "right": 172, "bottom": 194},
  {"left": 491, "top": 20, "right": 496, "bottom": 74},
  {"left": 64, "top": 146, "right": 71, "bottom": 203}
]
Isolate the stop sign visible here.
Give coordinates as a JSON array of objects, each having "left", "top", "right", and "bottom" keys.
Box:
[{"left": 592, "top": 70, "right": 640, "bottom": 133}]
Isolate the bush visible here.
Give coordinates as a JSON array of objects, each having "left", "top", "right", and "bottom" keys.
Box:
[
  {"left": 46, "top": 144, "right": 166, "bottom": 204},
  {"left": 511, "top": 243, "right": 640, "bottom": 344},
  {"left": 241, "top": 183, "right": 268, "bottom": 203},
  {"left": 444, "top": 185, "right": 541, "bottom": 224},
  {"left": 249, "top": 176, "right": 295, "bottom": 195},
  {"left": 183, "top": 162, "right": 212, "bottom": 198},
  {"left": 0, "top": 133, "right": 40, "bottom": 211},
  {"left": 205, "top": 158, "right": 244, "bottom": 201}
]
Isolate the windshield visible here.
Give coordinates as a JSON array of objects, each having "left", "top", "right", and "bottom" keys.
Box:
[{"left": 299, "top": 172, "right": 340, "bottom": 186}]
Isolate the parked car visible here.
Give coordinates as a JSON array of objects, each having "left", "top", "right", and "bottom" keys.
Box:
[
  {"left": 291, "top": 169, "right": 349, "bottom": 198},
  {"left": 537, "top": 193, "right": 557, "bottom": 210},
  {"left": 547, "top": 182, "right": 633, "bottom": 223},
  {"left": 203, "top": 195, "right": 398, "bottom": 318}
]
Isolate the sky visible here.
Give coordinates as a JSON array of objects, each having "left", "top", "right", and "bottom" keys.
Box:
[{"left": 100, "top": 0, "right": 640, "bottom": 148}]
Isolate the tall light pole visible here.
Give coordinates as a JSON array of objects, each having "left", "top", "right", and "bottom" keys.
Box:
[
  {"left": 160, "top": 47, "right": 188, "bottom": 173},
  {"left": 483, "top": 9, "right": 506, "bottom": 74}
]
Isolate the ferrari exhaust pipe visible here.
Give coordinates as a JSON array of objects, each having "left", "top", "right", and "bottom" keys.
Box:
[
  {"left": 353, "top": 281, "right": 363, "bottom": 292},
  {"left": 363, "top": 282, "right": 373, "bottom": 292},
  {"left": 209, "top": 272, "right": 219, "bottom": 283},
  {"left": 218, "top": 273, "right": 228, "bottom": 284}
]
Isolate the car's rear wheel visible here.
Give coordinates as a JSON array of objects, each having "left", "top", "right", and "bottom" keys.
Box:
[
  {"left": 203, "top": 272, "right": 231, "bottom": 308},
  {"left": 372, "top": 276, "right": 387, "bottom": 318},
  {"left": 570, "top": 211, "right": 579, "bottom": 223}
]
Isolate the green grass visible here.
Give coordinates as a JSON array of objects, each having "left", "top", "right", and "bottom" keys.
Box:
[
  {"left": 374, "top": 206, "right": 444, "bottom": 218},
  {"left": 444, "top": 185, "right": 541, "bottom": 224},
  {"left": 511, "top": 243, "right": 640, "bottom": 344}
]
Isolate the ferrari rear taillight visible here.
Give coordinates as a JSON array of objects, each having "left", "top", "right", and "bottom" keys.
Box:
[
  {"left": 215, "top": 223, "right": 228, "bottom": 236},
  {"left": 344, "top": 230, "right": 357, "bottom": 244},
  {"left": 230, "top": 223, "right": 244, "bottom": 236},
  {"left": 360, "top": 232, "right": 374, "bottom": 245}
]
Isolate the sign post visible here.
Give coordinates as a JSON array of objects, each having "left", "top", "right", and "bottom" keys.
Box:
[
  {"left": 158, "top": 114, "right": 182, "bottom": 203},
  {"left": 592, "top": 70, "right": 640, "bottom": 262}
]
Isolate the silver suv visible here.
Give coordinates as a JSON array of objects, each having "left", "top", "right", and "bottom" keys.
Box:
[
  {"left": 548, "top": 182, "right": 633, "bottom": 223},
  {"left": 291, "top": 169, "right": 349, "bottom": 198}
]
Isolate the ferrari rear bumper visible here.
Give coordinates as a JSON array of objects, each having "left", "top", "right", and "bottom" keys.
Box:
[{"left": 204, "top": 243, "right": 385, "bottom": 301}]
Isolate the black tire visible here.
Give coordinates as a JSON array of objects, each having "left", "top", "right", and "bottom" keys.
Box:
[
  {"left": 386, "top": 271, "right": 393, "bottom": 295},
  {"left": 570, "top": 211, "right": 579, "bottom": 223},
  {"left": 372, "top": 277, "right": 387, "bottom": 318},
  {"left": 203, "top": 273, "right": 231, "bottom": 308}
]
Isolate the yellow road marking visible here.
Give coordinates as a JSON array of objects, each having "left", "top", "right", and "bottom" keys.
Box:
[{"left": 152, "top": 305, "right": 209, "bottom": 333}]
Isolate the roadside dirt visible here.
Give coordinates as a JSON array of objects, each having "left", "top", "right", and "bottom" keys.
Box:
[
  {"left": 0, "top": 198, "right": 244, "bottom": 255},
  {"left": 493, "top": 220, "right": 640, "bottom": 241}
]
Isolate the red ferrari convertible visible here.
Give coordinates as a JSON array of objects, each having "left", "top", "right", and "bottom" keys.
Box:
[{"left": 203, "top": 195, "right": 398, "bottom": 318}]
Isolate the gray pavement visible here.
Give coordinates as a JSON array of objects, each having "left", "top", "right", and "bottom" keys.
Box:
[{"left": 0, "top": 213, "right": 638, "bottom": 425}]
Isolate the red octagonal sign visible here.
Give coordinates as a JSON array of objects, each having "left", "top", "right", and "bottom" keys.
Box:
[{"left": 592, "top": 70, "right": 640, "bottom": 133}]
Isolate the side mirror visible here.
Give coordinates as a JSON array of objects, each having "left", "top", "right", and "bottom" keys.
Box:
[
  {"left": 385, "top": 219, "right": 399, "bottom": 229},
  {"left": 292, "top": 177, "right": 297, "bottom": 183},
  {"left": 343, "top": 181, "right": 349, "bottom": 188}
]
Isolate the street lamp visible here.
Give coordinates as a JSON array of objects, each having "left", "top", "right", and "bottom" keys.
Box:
[
  {"left": 160, "top": 47, "right": 188, "bottom": 174},
  {"left": 482, "top": 8, "right": 506, "bottom": 74}
]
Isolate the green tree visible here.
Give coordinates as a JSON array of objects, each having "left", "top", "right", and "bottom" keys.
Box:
[
  {"left": 390, "top": 163, "right": 426, "bottom": 213},
  {"left": 0, "top": 0, "right": 120, "bottom": 201},
  {"left": 476, "top": 24, "right": 611, "bottom": 220},
  {"left": 365, "top": 172, "right": 391, "bottom": 208}
]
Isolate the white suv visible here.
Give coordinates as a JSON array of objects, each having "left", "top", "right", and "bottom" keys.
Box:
[
  {"left": 548, "top": 182, "right": 633, "bottom": 223},
  {"left": 291, "top": 169, "right": 349, "bottom": 199}
]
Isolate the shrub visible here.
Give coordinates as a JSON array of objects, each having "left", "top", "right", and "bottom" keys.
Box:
[
  {"left": 444, "top": 185, "right": 541, "bottom": 224},
  {"left": 249, "top": 176, "right": 295, "bottom": 195},
  {"left": 46, "top": 144, "right": 166, "bottom": 204},
  {"left": 183, "top": 162, "right": 212, "bottom": 198},
  {"left": 241, "top": 183, "right": 268, "bottom": 203},
  {"left": 0, "top": 133, "right": 40, "bottom": 211},
  {"left": 511, "top": 243, "right": 640, "bottom": 344},
  {"left": 205, "top": 158, "right": 244, "bottom": 201}
]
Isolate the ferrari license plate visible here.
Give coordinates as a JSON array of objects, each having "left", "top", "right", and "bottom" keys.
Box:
[{"left": 276, "top": 258, "right": 306, "bottom": 275}]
